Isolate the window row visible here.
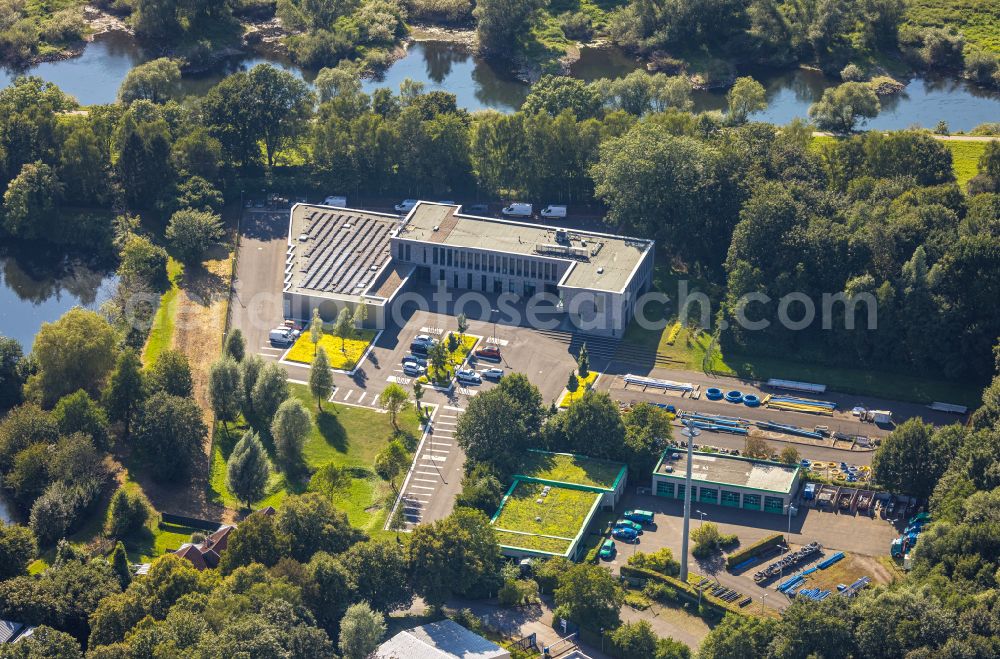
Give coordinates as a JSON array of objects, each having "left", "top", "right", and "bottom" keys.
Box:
[{"left": 419, "top": 244, "right": 560, "bottom": 281}]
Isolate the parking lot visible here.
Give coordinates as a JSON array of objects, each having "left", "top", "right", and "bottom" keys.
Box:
[{"left": 600, "top": 492, "right": 900, "bottom": 610}]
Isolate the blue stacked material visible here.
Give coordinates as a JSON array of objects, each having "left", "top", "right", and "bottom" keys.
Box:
[
  {"left": 733, "top": 557, "right": 758, "bottom": 571},
  {"left": 706, "top": 388, "right": 723, "bottom": 400},
  {"left": 680, "top": 412, "right": 747, "bottom": 427},
  {"left": 801, "top": 567, "right": 818, "bottom": 576},
  {"left": 777, "top": 575, "right": 804, "bottom": 592},
  {"left": 725, "top": 390, "right": 744, "bottom": 403},
  {"left": 743, "top": 394, "right": 761, "bottom": 407},
  {"left": 689, "top": 420, "right": 749, "bottom": 435},
  {"left": 817, "top": 552, "right": 845, "bottom": 569},
  {"left": 754, "top": 420, "right": 824, "bottom": 439}
]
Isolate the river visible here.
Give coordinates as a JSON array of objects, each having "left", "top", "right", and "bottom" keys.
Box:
[{"left": 2, "top": 33, "right": 998, "bottom": 131}]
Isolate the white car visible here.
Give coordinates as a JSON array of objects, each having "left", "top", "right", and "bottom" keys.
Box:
[
  {"left": 501, "top": 203, "right": 533, "bottom": 218},
  {"left": 269, "top": 328, "right": 295, "bottom": 346},
  {"left": 540, "top": 205, "right": 567, "bottom": 219},
  {"left": 395, "top": 199, "right": 418, "bottom": 213},
  {"left": 456, "top": 369, "right": 482, "bottom": 384},
  {"left": 481, "top": 367, "right": 504, "bottom": 380},
  {"left": 403, "top": 363, "right": 426, "bottom": 377},
  {"left": 324, "top": 195, "right": 347, "bottom": 207}
]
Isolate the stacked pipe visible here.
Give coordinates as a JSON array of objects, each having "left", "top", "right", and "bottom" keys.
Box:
[{"left": 766, "top": 395, "right": 837, "bottom": 416}]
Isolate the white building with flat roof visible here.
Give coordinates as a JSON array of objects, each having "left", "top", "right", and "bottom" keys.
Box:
[
  {"left": 283, "top": 201, "right": 655, "bottom": 337},
  {"left": 652, "top": 450, "right": 802, "bottom": 514},
  {"left": 376, "top": 619, "right": 509, "bottom": 659}
]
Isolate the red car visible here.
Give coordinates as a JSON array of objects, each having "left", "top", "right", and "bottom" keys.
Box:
[{"left": 475, "top": 346, "right": 502, "bottom": 362}]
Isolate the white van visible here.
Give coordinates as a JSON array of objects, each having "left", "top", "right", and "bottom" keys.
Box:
[
  {"left": 540, "top": 205, "right": 567, "bottom": 219},
  {"left": 395, "top": 199, "right": 418, "bottom": 213},
  {"left": 501, "top": 203, "right": 533, "bottom": 218},
  {"left": 323, "top": 195, "right": 348, "bottom": 207},
  {"left": 269, "top": 328, "right": 295, "bottom": 346}
]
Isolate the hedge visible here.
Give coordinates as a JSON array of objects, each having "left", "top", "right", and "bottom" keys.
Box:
[
  {"left": 620, "top": 565, "right": 743, "bottom": 617},
  {"left": 725, "top": 533, "right": 785, "bottom": 570}
]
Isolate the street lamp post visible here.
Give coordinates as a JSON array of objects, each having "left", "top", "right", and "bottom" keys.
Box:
[
  {"left": 680, "top": 421, "right": 701, "bottom": 583},
  {"left": 696, "top": 510, "right": 707, "bottom": 527},
  {"left": 490, "top": 308, "right": 499, "bottom": 343}
]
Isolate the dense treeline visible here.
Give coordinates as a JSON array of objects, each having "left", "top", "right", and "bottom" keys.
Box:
[
  {"left": 700, "top": 360, "right": 1000, "bottom": 658},
  {"left": 1, "top": 64, "right": 998, "bottom": 379}
]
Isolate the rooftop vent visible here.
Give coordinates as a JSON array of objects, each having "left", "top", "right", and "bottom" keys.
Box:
[
  {"left": 433, "top": 225, "right": 440, "bottom": 232},
  {"left": 597, "top": 267, "right": 605, "bottom": 274},
  {"left": 297, "top": 233, "right": 309, "bottom": 241},
  {"left": 343, "top": 223, "right": 352, "bottom": 230}
]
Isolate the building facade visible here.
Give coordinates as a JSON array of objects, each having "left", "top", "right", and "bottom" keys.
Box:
[{"left": 651, "top": 450, "right": 802, "bottom": 514}]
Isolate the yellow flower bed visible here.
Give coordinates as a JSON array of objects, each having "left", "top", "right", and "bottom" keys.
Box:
[
  {"left": 558, "top": 371, "right": 599, "bottom": 408},
  {"left": 284, "top": 329, "right": 378, "bottom": 370},
  {"left": 665, "top": 321, "right": 682, "bottom": 345}
]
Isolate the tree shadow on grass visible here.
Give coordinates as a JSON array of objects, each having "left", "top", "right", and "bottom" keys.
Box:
[{"left": 316, "top": 409, "right": 349, "bottom": 453}]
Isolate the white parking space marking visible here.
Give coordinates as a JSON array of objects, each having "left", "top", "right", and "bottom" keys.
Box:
[
  {"left": 260, "top": 346, "right": 283, "bottom": 352},
  {"left": 430, "top": 441, "right": 453, "bottom": 447},
  {"left": 421, "top": 455, "right": 447, "bottom": 462},
  {"left": 342, "top": 390, "right": 354, "bottom": 401},
  {"left": 485, "top": 337, "right": 509, "bottom": 346},
  {"left": 428, "top": 448, "right": 450, "bottom": 454},
  {"left": 413, "top": 477, "right": 438, "bottom": 483},
  {"left": 411, "top": 485, "right": 435, "bottom": 491},
  {"left": 419, "top": 327, "right": 445, "bottom": 335},
  {"left": 435, "top": 421, "right": 457, "bottom": 426},
  {"left": 388, "top": 376, "right": 412, "bottom": 385},
  {"left": 458, "top": 388, "right": 478, "bottom": 396},
  {"left": 445, "top": 405, "right": 464, "bottom": 412},
  {"left": 357, "top": 392, "right": 367, "bottom": 403}
]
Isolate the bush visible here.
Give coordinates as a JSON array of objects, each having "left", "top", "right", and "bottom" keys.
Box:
[
  {"left": 840, "top": 64, "right": 865, "bottom": 81},
  {"left": 725, "top": 532, "right": 785, "bottom": 569},
  {"left": 559, "top": 11, "right": 593, "bottom": 41},
  {"left": 406, "top": 0, "right": 473, "bottom": 23},
  {"left": 106, "top": 488, "right": 151, "bottom": 538},
  {"left": 628, "top": 547, "right": 680, "bottom": 576},
  {"left": 29, "top": 482, "right": 81, "bottom": 545}
]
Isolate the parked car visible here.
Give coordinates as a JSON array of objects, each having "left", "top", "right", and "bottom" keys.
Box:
[
  {"left": 465, "top": 203, "right": 489, "bottom": 214},
  {"left": 456, "top": 369, "right": 482, "bottom": 384},
  {"left": 481, "top": 367, "right": 504, "bottom": 380},
  {"left": 614, "top": 520, "right": 643, "bottom": 533},
  {"left": 475, "top": 346, "right": 502, "bottom": 362},
  {"left": 599, "top": 539, "right": 616, "bottom": 560},
  {"left": 540, "top": 205, "right": 567, "bottom": 219},
  {"left": 395, "top": 199, "right": 418, "bottom": 213},
  {"left": 281, "top": 320, "right": 302, "bottom": 335},
  {"left": 501, "top": 203, "right": 532, "bottom": 218},
  {"left": 612, "top": 526, "right": 639, "bottom": 542},
  {"left": 623, "top": 510, "right": 655, "bottom": 525},
  {"left": 323, "top": 195, "right": 347, "bottom": 207},
  {"left": 413, "top": 334, "right": 435, "bottom": 344},
  {"left": 410, "top": 342, "right": 431, "bottom": 356},
  {"left": 269, "top": 328, "right": 295, "bottom": 346},
  {"left": 403, "top": 363, "right": 426, "bottom": 377},
  {"left": 403, "top": 355, "right": 427, "bottom": 367}
]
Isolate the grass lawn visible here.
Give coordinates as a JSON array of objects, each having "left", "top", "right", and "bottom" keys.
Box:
[
  {"left": 495, "top": 530, "right": 573, "bottom": 554},
  {"left": 142, "top": 258, "right": 183, "bottom": 365},
  {"left": 519, "top": 451, "right": 624, "bottom": 489},
  {"left": 284, "top": 328, "right": 378, "bottom": 370},
  {"left": 492, "top": 481, "right": 601, "bottom": 553},
  {"left": 558, "top": 371, "right": 599, "bottom": 407},
  {"left": 208, "top": 383, "right": 421, "bottom": 532},
  {"left": 904, "top": 0, "right": 1000, "bottom": 53},
  {"left": 942, "top": 139, "right": 989, "bottom": 189}
]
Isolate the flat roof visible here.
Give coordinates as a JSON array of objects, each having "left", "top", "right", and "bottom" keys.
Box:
[
  {"left": 656, "top": 451, "right": 799, "bottom": 494},
  {"left": 517, "top": 450, "right": 625, "bottom": 491},
  {"left": 286, "top": 204, "right": 401, "bottom": 300},
  {"left": 491, "top": 480, "right": 602, "bottom": 555},
  {"left": 397, "top": 203, "right": 652, "bottom": 293},
  {"left": 376, "top": 619, "right": 508, "bottom": 659}
]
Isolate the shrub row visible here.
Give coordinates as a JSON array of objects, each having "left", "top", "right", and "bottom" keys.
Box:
[
  {"left": 725, "top": 533, "right": 785, "bottom": 569},
  {"left": 620, "top": 565, "right": 743, "bottom": 617}
]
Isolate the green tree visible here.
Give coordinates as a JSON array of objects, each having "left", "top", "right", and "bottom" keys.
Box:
[
  {"left": 6, "top": 444, "right": 52, "bottom": 507},
  {"left": 52, "top": 390, "right": 110, "bottom": 451},
  {"left": 609, "top": 620, "right": 658, "bottom": 658},
  {"left": 567, "top": 371, "right": 579, "bottom": 395},
  {"left": 1, "top": 161, "right": 63, "bottom": 242},
  {"left": 337, "top": 538, "right": 414, "bottom": 611},
  {"left": 872, "top": 418, "right": 951, "bottom": 499},
  {"left": 474, "top": 0, "right": 543, "bottom": 60},
  {"left": 332, "top": 307, "right": 354, "bottom": 353},
  {"left": 373, "top": 439, "right": 409, "bottom": 489},
  {"left": 118, "top": 233, "right": 169, "bottom": 291},
  {"left": 413, "top": 379, "right": 424, "bottom": 411},
  {"left": 743, "top": 435, "right": 771, "bottom": 459},
  {"left": 118, "top": 58, "right": 181, "bottom": 104},
  {"left": 577, "top": 343, "right": 589, "bottom": 378},
  {"left": 105, "top": 488, "right": 150, "bottom": 538},
  {"left": 0, "top": 523, "right": 37, "bottom": 580},
  {"left": 305, "top": 551, "right": 353, "bottom": 632},
  {"left": 171, "top": 127, "right": 224, "bottom": 182},
  {"left": 808, "top": 82, "right": 881, "bottom": 133},
  {"left": 455, "top": 463, "right": 505, "bottom": 515},
  {"left": 377, "top": 383, "right": 409, "bottom": 430},
  {"left": 166, "top": 208, "right": 224, "bottom": 264},
  {"left": 726, "top": 77, "right": 767, "bottom": 124},
  {"left": 146, "top": 349, "right": 194, "bottom": 398},
  {"left": 622, "top": 402, "right": 673, "bottom": 478},
  {"left": 110, "top": 540, "right": 131, "bottom": 589},
  {"left": 209, "top": 357, "right": 242, "bottom": 434},
  {"left": 103, "top": 350, "right": 146, "bottom": 439},
  {"left": 553, "top": 562, "right": 624, "bottom": 631},
  {"left": 0, "top": 625, "right": 83, "bottom": 657},
  {"left": 27, "top": 308, "right": 117, "bottom": 407},
  {"left": 780, "top": 446, "right": 800, "bottom": 465},
  {"left": 251, "top": 362, "right": 290, "bottom": 432},
  {"left": 0, "top": 404, "right": 58, "bottom": 472},
  {"left": 224, "top": 329, "right": 246, "bottom": 362},
  {"left": 271, "top": 398, "right": 312, "bottom": 465},
  {"left": 338, "top": 602, "right": 387, "bottom": 659},
  {"left": 698, "top": 614, "right": 778, "bottom": 659},
  {"left": 547, "top": 390, "right": 626, "bottom": 461},
  {"left": 409, "top": 508, "right": 502, "bottom": 608},
  {"left": 427, "top": 341, "right": 449, "bottom": 382},
  {"left": 309, "top": 308, "right": 323, "bottom": 352},
  {"left": 219, "top": 512, "right": 290, "bottom": 573},
  {"left": 239, "top": 354, "right": 265, "bottom": 418},
  {"left": 276, "top": 493, "right": 364, "bottom": 562},
  {"left": 456, "top": 386, "right": 531, "bottom": 475},
  {"left": 133, "top": 392, "right": 206, "bottom": 481},
  {"left": 0, "top": 337, "right": 26, "bottom": 414},
  {"left": 522, "top": 75, "right": 603, "bottom": 119},
  {"left": 353, "top": 302, "right": 368, "bottom": 329},
  {"left": 226, "top": 431, "right": 271, "bottom": 509},
  {"left": 309, "top": 347, "right": 334, "bottom": 411}
]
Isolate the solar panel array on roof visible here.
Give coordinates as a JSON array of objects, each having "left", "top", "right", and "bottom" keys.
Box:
[{"left": 296, "top": 210, "right": 396, "bottom": 295}]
